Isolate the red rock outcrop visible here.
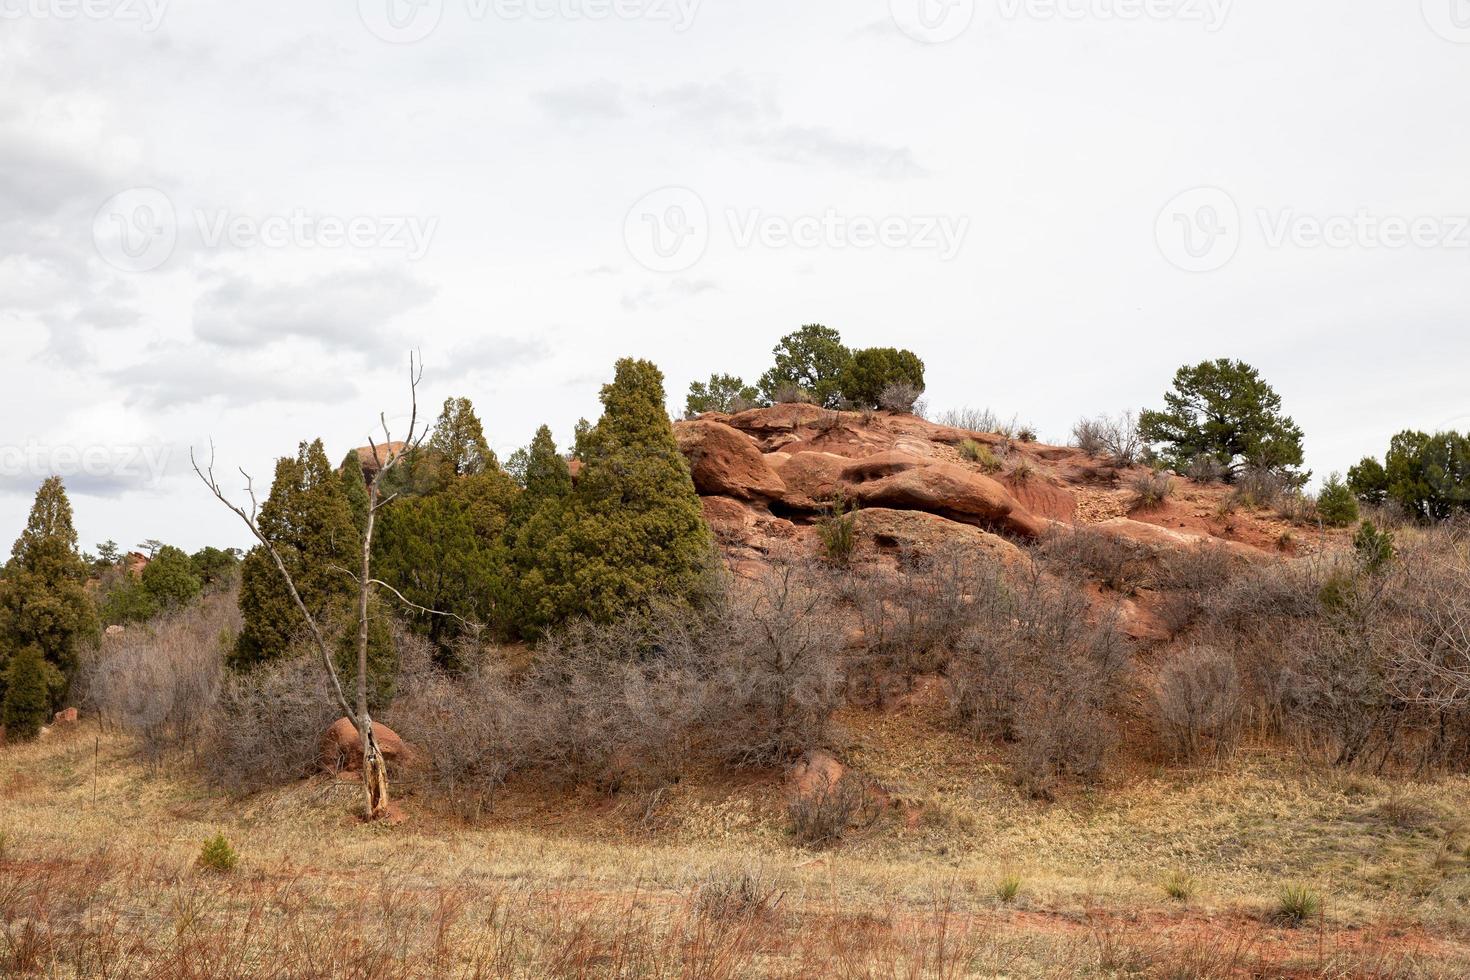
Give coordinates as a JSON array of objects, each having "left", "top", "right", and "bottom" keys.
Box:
[
  {"left": 321, "top": 718, "right": 416, "bottom": 773},
  {"left": 676, "top": 419, "right": 785, "bottom": 501}
]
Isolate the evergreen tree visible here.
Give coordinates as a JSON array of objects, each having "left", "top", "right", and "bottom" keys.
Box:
[
  {"left": 508, "top": 426, "right": 573, "bottom": 634},
  {"left": 838, "top": 347, "right": 926, "bottom": 410},
  {"left": 339, "top": 451, "right": 371, "bottom": 534},
  {"left": 1347, "top": 456, "right": 1390, "bottom": 506},
  {"left": 0, "top": 477, "right": 97, "bottom": 706},
  {"left": 100, "top": 577, "right": 157, "bottom": 625},
  {"left": 685, "top": 374, "right": 761, "bottom": 417},
  {"left": 1138, "top": 359, "right": 1306, "bottom": 483},
  {"left": 1373, "top": 430, "right": 1470, "bottom": 521},
  {"left": 757, "top": 324, "right": 852, "bottom": 408},
  {"left": 1315, "top": 473, "right": 1359, "bottom": 528},
  {"left": 427, "top": 397, "right": 497, "bottom": 477},
  {"left": 235, "top": 440, "right": 362, "bottom": 668},
  {"left": 141, "top": 545, "right": 203, "bottom": 609},
  {"left": 190, "top": 546, "right": 241, "bottom": 592},
  {"left": 2, "top": 645, "right": 52, "bottom": 741},
  {"left": 375, "top": 468, "right": 519, "bottom": 661},
  {"left": 513, "top": 360, "right": 713, "bottom": 637}
]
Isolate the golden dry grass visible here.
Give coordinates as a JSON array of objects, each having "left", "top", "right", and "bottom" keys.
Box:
[{"left": 2, "top": 713, "right": 1469, "bottom": 977}]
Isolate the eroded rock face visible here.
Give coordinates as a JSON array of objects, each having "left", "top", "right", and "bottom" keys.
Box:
[
  {"left": 1093, "top": 517, "right": 1258, "bottom": 560},
  {"left": 853, "top": 508, "right": 1023, "bottom": 564},
  {"left": 321, "top": 718, "right": 416, "bottom": 773},
  {"left": 675, "top": 420, "right": 786, "bottom": 501},
  {"left": 846, "top": 462, "right": 1045, "bottom": 540}
]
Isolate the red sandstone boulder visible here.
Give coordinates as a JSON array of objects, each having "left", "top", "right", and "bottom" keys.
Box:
[
  {"left": 675, "top": 419, "right": 786, "bottom": 501},
  {"left": 847, "top": 462, "right": 1045, "bottom": 539},
  {"left": 321, "top": 718, "right": 416, "bottom": 773},
  {"left": 786, "top": 749, "right": 847, "bottom": 804},
  {"left": 853, "top": 508, "right": 1024, "bottom": 564}
]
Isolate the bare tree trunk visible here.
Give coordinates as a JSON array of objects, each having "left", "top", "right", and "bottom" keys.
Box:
[
  {"left": 194, "top": 354, "right": 448, "bottom": 823},
  {"left": 359, "top": 470, "right": 389, "bottom": 819}
]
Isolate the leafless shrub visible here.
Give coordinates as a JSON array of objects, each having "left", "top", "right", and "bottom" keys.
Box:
[
  {"left": 80, "top": 592, "right": 236, "bottom": 765},
  {"left": 772, "top": 382, "right": 810, "bottom": 405},
  {"left": 1183, "top": 454, "right": 1228, "bottom": 483},
  {"left": 949, "top": 569, "right": 1130, "bottom": 797},
  {"left": 711, "top": 564, "right": 847, "bottom": 765},
  {"left": 1072, "top": 417, "right": 1106, "bottom": 456},
  {"left": 878, "top": 382, "right": 924, "bottom": 414},
  {"left": 200, "top": 655, "right": 341, "bottom": 794},
  {"left": 388, "top": 568, "right": 846, "bottom": 811},
  {"left": 1128, "top": 470, "right": 1174, "bottom": 510},
  {"left": 1073, "top": 412, "right": 1142, "bottom": 465},
  {"left": 1154, "top": 646, "right": 1243, "bottom": 762},
  {"left": 1034, "top": 526, "right": 1150, "bottom": 595},
  {"left": 691, "top": 867, "right": 782, "bottom": 921},
  {"left": 938, "top": 407, "right": 1025, "bottom": 437},
  {"left": 846, "top": 546, "right": 1006, "bottom": 705},
  {"left": 787, "top": 772, "right": 867, "bottom": 847},
  {"left": 1154, "top": 544, "right": 1239, "bottom": 633}
]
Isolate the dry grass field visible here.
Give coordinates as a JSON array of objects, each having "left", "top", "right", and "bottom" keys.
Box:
[{"left": 3, "top": 701, "right": 1469, "bottom": 978}]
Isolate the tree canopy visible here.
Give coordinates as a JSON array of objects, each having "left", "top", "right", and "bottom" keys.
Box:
[
  {"left": 758, "top": 324, "right": 852, "bottom": 408},
  {"left": 1138, "top": 359, "right": 1306, "bottom": 482}
]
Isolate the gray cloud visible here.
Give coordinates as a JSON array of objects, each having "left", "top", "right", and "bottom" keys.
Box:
[
  {"left": 106, "top": 343, "right": 360, "bottom": 409},
  {"left": 192, "top": 268, "right": 436, "bottom": 355}
]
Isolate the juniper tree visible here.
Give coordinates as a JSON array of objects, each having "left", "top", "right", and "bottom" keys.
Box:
[
  {"left": 234, "top": 440, "right": 362, "bottom": 669},
  {"left": 339, "top": 450, "right": 371, "bottom": 534},
  {"left": 426, "top": 396, "right": 497, "bottom": 478},
  {"left": 514, "top": 359, "right": 713, "bottom": 636},
  {"left": 375, "top": 468, "right": 519, "bottom": 661},
  {"left": 685, "top": 373, "right": 760, "bottom": 417},
  {"left": 0, "top": 477, "right": 97, "bottom": 706},
  {"left": 508, "top": 425, "right": 573, "bottom": 636},
  {"left": 142, "top": 545, "right": 203, "bottom": 609},
  {"left": 839, "top": 347, "right": 926, "bottom": 410},
  {"left": 1139, "top": 359, "right": 1306, "bottom": 483},
  {"left": 1, "top": 645, "right": 52, "bottom": 741},
  {"left": 758, "top": 324, "right": 852, "bottom": 408}
]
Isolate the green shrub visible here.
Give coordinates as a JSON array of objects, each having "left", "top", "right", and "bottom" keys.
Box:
[
  {"left": 960, "top": 440, "right": 1002, "bottom": 473},
  {"left": 758, "top": 324, "right": 852, "bottom": 409},
  {"left": 1353, "top": 520, "right": 1395, "bottom": 574},
  {"left": 817, "top": 494, "right": 859, "bottom": 566},
  {"left": 1, "top": 646, "right": 53, "bottom": 741},
  {"left": 994, "top": 875, "right": 1021, "bottom": 904},
  {"left": 197, "top": 833, "right": 239, "bottom": 873},
  {"left": 685, "top": 374, "right": 760, "bottom": 417},
  {"left": 1316, "top": 473, "right": 1359, "bottom": 528},
  {"left": 1273, "top": 884, "right": 1321, "bottom": 925},
  {"left": 1162, "top": 870, "right": 1196, "bottom": 902},
  {"left": 1129, "top": 471, "right": 1174, "bottom": 510},
  {"left": 838, "top": 347, "right": 925, "bottom": 410}
]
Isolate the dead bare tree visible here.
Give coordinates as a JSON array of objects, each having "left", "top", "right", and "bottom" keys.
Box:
[{"left": 192, "top": 355, "right": 436, "bottom": 820}]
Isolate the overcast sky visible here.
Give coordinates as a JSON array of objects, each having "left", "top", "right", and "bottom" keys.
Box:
[{"left": 2, "top": 0, "right": 1468, "bottom": 552}]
